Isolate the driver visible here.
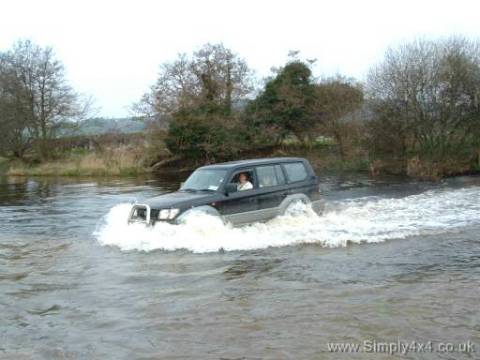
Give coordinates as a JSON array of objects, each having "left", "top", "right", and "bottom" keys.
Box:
[{"left": 237, "top": 172, "right": 253, "bottom": 191}]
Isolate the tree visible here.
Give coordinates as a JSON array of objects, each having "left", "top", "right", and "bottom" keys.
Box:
[
  {"left": 136, "top": 43, "right": 254, "bottom": 161},
  {"left": 0, "top": 40, "right": 89, "bottom": 159},
  {"left": 366, "top": 37, "right": 480, "bottom": 160},
  {"left": 245, "top": 61, "right": 318, "bottom": 145},
  {"left": 165, "top": 108, "right": 248, "bottom": 162},
  {"left": 314, "top": 77, "right": 364, "bottom": 159},
  {"left": 191, "top": 43, "right": 252, "bottom": 114},
  {"left": 135, "top": 43, "right": 253, "bottom": 120},
  {"left": 0, "top": 59, "right": 31, "bottom": 158}
]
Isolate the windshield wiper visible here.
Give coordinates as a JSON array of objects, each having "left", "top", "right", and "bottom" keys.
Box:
[{"left": 181, "top": 188, "right": 197, "bottom": 192}]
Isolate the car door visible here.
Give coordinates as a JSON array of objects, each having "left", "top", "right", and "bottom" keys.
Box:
[
  {"left": 217, "top": 168, "right": 259, "bottom": 224},
  {"left": 254, "top": 164, "right": 290, "bottom": 221}
]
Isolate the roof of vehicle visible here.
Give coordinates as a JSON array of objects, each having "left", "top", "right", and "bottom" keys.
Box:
[{"left": 200, "top": 157, "right": 309, "bottom": 170}]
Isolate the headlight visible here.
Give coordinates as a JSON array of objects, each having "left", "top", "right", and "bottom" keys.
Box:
[
  {"left": 158, "top": 208, "right": 180, "bottom": 220},
  {"left": 159, "top": 209, "right": 169, "bottom": 219}
]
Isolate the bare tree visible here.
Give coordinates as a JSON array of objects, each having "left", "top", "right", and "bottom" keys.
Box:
[
  {"left": 0, "top": 40, "right": 90, "bottom": 159},
  {"left": 314, "top": 77, "right": 364, "bottom": 159},
  {"left": 134, "top": 43, "right": 254, "bottom": 120},
  {"left": 0, "top": 71, "right": 30, "bottom": 158},
  {"left": 366, "top": 37, "right": 480, "bottom": 159}
]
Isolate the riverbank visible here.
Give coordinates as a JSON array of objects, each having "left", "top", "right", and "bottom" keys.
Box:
[
  {"left": 0, "top": 137, "right": 369, "bottom": 177},
  {"left": 2, "top": 144, "right": 478, "bottom": 180},
  {"left": 3, "top": 146, "right": 148, "bottom": 177}
]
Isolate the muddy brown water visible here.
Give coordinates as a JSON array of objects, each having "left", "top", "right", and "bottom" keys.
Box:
[{"left": 1, "top": 173, "right": 479, "bottom": 359}]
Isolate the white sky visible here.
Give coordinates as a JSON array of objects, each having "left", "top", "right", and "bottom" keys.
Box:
[{"left": 1, "top": 0, "right": 479, "bottom": 117}]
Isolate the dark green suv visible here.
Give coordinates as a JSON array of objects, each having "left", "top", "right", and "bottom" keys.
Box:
[{"left": 128, "top": 157, "right": 323, "bottom": 226}]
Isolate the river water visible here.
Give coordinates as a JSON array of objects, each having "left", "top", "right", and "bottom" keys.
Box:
[{"left": 0, "top": 173, "right": 479, "bottom": 359}]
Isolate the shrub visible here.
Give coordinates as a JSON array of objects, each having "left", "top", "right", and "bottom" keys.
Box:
[{"left": 165, "top": 109, "right": 248, "bottom": 162}]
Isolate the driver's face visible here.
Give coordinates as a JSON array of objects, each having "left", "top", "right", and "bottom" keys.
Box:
[{"left": 239, "top": 174, "right": 247, "bottom": 183}]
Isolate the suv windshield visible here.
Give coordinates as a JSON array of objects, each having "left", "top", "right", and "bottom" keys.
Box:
[{"left": 181, "top": 169, "right": 227, "bottom": 191}]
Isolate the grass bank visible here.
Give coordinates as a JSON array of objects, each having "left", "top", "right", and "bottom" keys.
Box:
[
  {"left": 3, "top": 135, "right": 475, "bottom": 180},
  {"left": 3, "top": 144, "right": 367, "bottom": 178},
  {"left": 5, "top": 146, "right": 149, "bottom": 177}
]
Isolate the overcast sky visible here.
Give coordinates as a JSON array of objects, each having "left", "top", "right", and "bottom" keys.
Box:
[{"left": 1, "top": 0, "right": 479, "bottom": 117}]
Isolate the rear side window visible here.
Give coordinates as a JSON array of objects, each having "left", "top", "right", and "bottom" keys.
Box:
[
  {"left": 283, "top": 162, "right": 308, "bottom": 182},
  {"left": 257, "top": 165, "right": 279, "bottom": 188}
]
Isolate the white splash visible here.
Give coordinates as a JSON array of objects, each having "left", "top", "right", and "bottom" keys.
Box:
[{"left": 94, "top": 186, "right": 480, "bottom": 253}]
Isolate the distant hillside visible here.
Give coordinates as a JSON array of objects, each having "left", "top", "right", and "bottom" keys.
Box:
[{"left": 59, "top": 117, "right": 146, "bottom": 137}]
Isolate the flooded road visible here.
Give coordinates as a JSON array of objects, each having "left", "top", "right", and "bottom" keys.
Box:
[{"left": 1, "top": 174, "right": 479, "bottom": 359}]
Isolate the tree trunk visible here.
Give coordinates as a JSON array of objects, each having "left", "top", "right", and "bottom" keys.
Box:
[
  {"left": 225, "top": 59, "right": 233, "bottom": 114},
  {"left": 334, "top": 131, "right": 345, "bottom": 161},
  {"left": 151, "top": 155, "right": 182, "bottom": 171},
  {"left": 40, "top": 121, "right": 48, "bottom": 160}
]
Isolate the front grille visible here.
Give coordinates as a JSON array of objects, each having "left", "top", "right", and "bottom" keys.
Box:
[
  {"left": 136, "top": 208, "right": 147, "bottom": 220},
  {"left": 128, "top": 204, "right": 151, "bottom": 225},
  {"left": 150, "top": 209, "right": 159, "bottom": 220}
]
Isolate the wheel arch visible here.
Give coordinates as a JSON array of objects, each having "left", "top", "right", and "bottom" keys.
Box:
[
  {"left": 174, "top": 205, "right": 222, "bottom": 224},
  {"left": 278, "top": 193, "right": 311, "bottom": 215}
]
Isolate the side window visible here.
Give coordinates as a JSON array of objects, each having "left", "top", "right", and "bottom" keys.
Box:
[
  {"left": 283, "top": 162, "right": 308, "bottom": 182},
  {"left": 230, "top": 169, "right": 255, "bottom": 191},
  {"left": 257, "top": 165, "right": 279, "bottom": 188}
]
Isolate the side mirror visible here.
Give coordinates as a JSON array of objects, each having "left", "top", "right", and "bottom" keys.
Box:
[{"left": 225, "top": 183, "right": 237, "bottom": 195}]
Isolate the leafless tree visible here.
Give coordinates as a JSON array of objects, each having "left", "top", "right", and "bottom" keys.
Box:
[
  {"left": 134, "top": 43, "right": 254, "bottom": 120},
  {"left": 366, "top": 36, "right": 480, "bottom": 159},
  {"left": 0, "top": 40, "right": 90, "bottom": 159},
  {"left": 314, "top": 76, "right": 364, "bottom": 159}
]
